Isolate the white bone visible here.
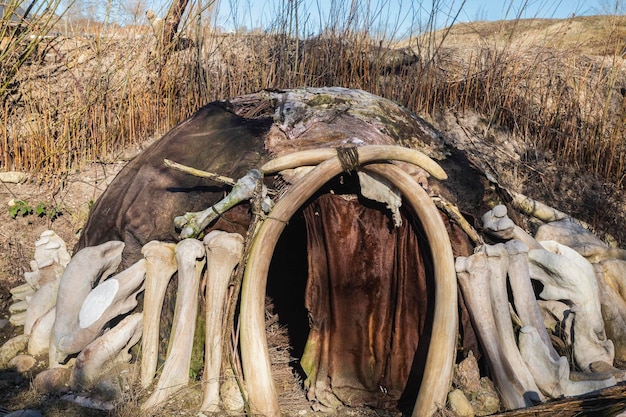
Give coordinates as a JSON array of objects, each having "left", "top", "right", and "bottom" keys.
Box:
[
  {"left": 28, "top": 307, "right": 56, "bottom": 356},
  {"left": 9, "top": 311, "right": 26, "bottom": 327},
  {"left": 519, "top": 326, "right": 616, "bottom": 398},
  {"left": 142, "top": 238, "right": 206, "bottom": 411},
  {"left": 357, "top": 171, "right": 402, "bottom": 227},
  {"left": 10, "top": 282, "right": 36, "bottom": 301},
  {"left": 595, "top": 260, "right": 626, "bottom": 363},
  {"left": 70, "top": 313, "right": 143, "bottom": 391},
  {"left": 505, "top": 240, "right": 559, "bottom": 361},
  {"left": 529, "top": 240, "right": 614, "bottom": 371},
  {"left": 174, "top": 170, "right": 262, "bottom": 239},
  {"left": 482, "top": 205, "right": 542, "bottom": 250},
  {"left": 483, "top": 244, "right": 543, "bottom": 403},
  {"left": 24, "top": 278, "right": 60, "bottom": 335},
  {"left": 140, "top": 241, "right": 178, "bottom": 388},
  {"left": 200, "top": 231, "right": 244, "bottom": 412},
  {"left": 50, "top": 241, "right": 125, "bottom": 366},
  {"left": 56, "top": 259, "right": 145, "bottom": 360},
  {"left": 456, "top": 245, "right": 541, "bottom": 410},
  {"left": 34, "top": 230, "right": 71, "bottom": 273}
]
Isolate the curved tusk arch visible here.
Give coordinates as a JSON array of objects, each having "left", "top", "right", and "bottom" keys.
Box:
[
  {"left": 240, "top": 148, "right": 456, "bottom": 417},
  {"left": 260, "top": 145, "right": 448, "bottom": 180},
  {"left": 364, "top": 163, "right": 457, "bottom": 417}
]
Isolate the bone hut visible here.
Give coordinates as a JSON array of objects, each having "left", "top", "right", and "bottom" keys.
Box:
[{"left": 73, "top": 87, "right": 478, "bottom": 416}]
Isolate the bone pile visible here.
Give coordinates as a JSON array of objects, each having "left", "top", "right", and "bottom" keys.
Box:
[
  {"left": 451, "top": 204, "right": 626, "bottom": 414},
  {"left": 3, "top": 230, "right": 245, "bottom": 413}
]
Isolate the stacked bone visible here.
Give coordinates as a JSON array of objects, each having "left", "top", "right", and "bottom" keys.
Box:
[
  {"left": 452, "top": 204, "right": 626, "bottom": 414},
  {"left": 8, "top": 231, "right": 70, "bottom": 357},
  {"left": 1, "top": 230, "right": 245, "bottom": 413}
]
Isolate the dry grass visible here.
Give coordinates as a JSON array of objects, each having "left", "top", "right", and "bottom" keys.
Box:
[{"left": 1, "top": 3, "right": 625, "bottom": 193}]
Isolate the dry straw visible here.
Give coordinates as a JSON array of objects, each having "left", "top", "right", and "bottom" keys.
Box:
[{"left": 0, "top": 0, "right": 625, "bottom": 190}]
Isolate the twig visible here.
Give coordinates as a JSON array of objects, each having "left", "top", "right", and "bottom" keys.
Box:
[
  {"left": 163, "top": 158, "right": 236, "bottom": 186},
  {"left": 432, "top": 195, "right": 483, "bottom": 245}
]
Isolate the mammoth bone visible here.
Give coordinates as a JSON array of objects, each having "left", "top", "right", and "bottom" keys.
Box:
[{"left": 142, "top": 238, "right": 206, "bottom": 411}]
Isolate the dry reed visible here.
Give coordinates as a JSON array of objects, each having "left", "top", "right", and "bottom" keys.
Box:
[{"left": 0, "top": 1, "right": 625, "bottom": 192}]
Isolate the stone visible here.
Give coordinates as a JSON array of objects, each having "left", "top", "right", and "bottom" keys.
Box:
[
  {"left": 5, "top": 410, "right": 42, "bottom": 417},
  {"left": 448, "top": 389, "right": 475, "bottom": 417},
  {"left": 472, "top": 378, "right": 501, "bottom": 416},
  {"left": 0, "top": 335, "right": 29, "bottom": 369},
  {"left": 0, "top": 171, "right": 27, "bottom": 183},
  {"left": 8, "top": 355, "right": 36, "bottom": 373},
  {"left": 220, "top": 368, "right": 245, "bottom": 413},
  {"left": 454, "top": 351, "right": 481, "bottom": 394},
  {"left": 33, "top": 368, "right": 71, "bottom": 394}
]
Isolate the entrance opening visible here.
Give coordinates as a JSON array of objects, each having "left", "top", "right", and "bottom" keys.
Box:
[{"left": 265, "top": 174, "right": 435, "bottom": 413}]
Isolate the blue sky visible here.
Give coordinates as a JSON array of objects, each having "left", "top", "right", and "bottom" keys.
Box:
[{"left": 141, "top": 0, "right": 613, "bottom": 35}]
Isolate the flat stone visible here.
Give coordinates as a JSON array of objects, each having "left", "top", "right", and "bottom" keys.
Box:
[
  {"left": 5, "top": 410, "right": 43, "bottom": 417},
  {"left": 0, "top": 171, "right": 27, "bottom": 184}
]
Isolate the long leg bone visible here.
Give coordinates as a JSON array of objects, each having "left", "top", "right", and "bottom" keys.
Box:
[
  {"left": 505, "top": 240, "right": 560, "bottom": 361},
  {"left": 142, "top": 238, "right": 206, "bottom": 411},
  {"left": 483, "top": 244, "right": 543, "bottom": 403},
  {"left": 529, "top": 240, "right": 614, "bottom": 371},
  {"left": 51, "top": 241, "right": 125, "bottom": 366},
  {"left": 456, "top": 245, "right": 540, "bottom": 410},
  {"left": 174, "top": 169, "right": 262, "bottom": 239},
  {"left": 200, "top": 231, "right": 244, "bottom": 412},
  {"left": 70, "top": 313, "right": 143, "bottom": 391},
  {"left": 140, "top": 241, "right": 178, "bottom": 388}
]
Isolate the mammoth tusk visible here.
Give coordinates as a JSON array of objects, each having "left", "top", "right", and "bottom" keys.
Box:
[
  {"left": 260, "top": 145, "right": 448, "bottom": 180},
  {"left": 140, "top": 241, "right": 178, "bottom": 388},
  {"left": 200, "top": 231, "right": 245, "bottom": 412},
  {"left": 240, "top": 150, "right": 456, "bottom": 417},
  {"left": 364, "top": 163, "right": 457, "bottom": 417}
]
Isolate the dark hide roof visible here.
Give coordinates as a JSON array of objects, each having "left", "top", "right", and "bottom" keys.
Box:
[{"left": 75, "top": 101, "right": 272, "bottom": 266}]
